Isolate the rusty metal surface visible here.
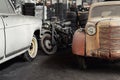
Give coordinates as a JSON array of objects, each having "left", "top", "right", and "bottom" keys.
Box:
[
  {"left": 74, "top": 1, "right": 120, "bottom": 60},
  {"left": 85, "top": 19, "right": 111, "bottom": 58},
  {"left": 98, "top": 22, "right": 110, "bottom": 58},
  {"left": 99, "top": 21, "right": 120, "bottom": 59},
  {"left": 86, "top": 20, "right": 109, "bottom": 58},
  {"left": 72, "top": 29, "right": 85, "bottom": 56},
  {"left": 75, "top": 1, "right": 120, "bottom": 60},
  {"left": 86, "top": 20, "right": 120, "bottom": 60}
]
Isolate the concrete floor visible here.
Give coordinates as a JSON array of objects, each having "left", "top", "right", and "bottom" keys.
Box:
[{"left": 0, "top": 48, "right": 120, "bottom": 80}]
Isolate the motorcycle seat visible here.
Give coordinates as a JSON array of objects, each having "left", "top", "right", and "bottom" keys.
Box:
[
  {"left": 62, "top": 21, "right": 71, "bottom": 27},
  {"left": 56, "top": 21, "right": 71, "bottom": 28}
]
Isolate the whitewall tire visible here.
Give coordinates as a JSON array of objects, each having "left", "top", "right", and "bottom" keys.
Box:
[{"left": 24, "top": 35, "right": 38, "bottom": 61}]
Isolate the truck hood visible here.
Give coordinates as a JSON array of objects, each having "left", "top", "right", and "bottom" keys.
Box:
[
  {"left": 88, "top": 17, "right": 120, "bottom": 25},
  {"left": 88, "top": 17, "right": 120, "bottom": 27},
  {"left": 88, "top": 17, "right": 111, "bottom": 24}
]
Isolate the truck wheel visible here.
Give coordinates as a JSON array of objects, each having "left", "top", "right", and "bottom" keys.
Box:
[
  {"left": 77, "top": 56, "right": 87, "bottom": 70},
  {"left": 41, "top": 33, "right": 57, "bottom": 55},
  {"left": 23, "top": 35, "right": 38, "bottom": 61}
]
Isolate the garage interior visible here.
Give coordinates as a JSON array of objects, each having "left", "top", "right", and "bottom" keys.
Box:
[{"left": 1, "top": 0, "right": 120, "bottom": 80}]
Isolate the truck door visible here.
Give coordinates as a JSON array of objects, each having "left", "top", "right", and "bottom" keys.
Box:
[{"left": 0, "top": 17, "right": 5, "bottom": 59}]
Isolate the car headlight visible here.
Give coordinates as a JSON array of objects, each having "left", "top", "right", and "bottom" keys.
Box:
[{"left": 86, "top": 26, "right": 96, "bottom": 36}]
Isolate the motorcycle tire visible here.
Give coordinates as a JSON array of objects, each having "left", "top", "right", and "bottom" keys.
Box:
[{"left": 41, "top": 33, "right": 57, "bottom": 55}]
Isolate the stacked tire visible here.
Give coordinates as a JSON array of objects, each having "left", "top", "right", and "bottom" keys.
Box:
[
  {"left": 66, "top": 11, "right": 77, "bottom": 30},
  {"left": 22, "top": 3, "right": 35, "bottom": 16},
  {"left": 78, "top": 13, "right": 88, "bottom": 28},
  {"left": 54, "top": 3, "right": 67, "bottom": 20}
]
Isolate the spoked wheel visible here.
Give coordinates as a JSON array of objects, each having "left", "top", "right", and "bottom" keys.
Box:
[
  {"left": 23, "top": 35, "right": 38, "bottom": 61},
  {"left": 77, "top": 56, "right": 87, "bottom": 70},
  {"left": 41, "top": 33, "right": 57, "bottom": 55}
]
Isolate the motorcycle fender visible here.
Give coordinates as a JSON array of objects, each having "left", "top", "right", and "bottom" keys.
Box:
[
  {"left": 72, "top": 29, "right": 85, "bottom": 56},
  {"left": 41, "top": 29, "right": 51, "bottom": 35}
]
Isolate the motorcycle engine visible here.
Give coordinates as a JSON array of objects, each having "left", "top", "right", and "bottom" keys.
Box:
[
  {"left": 56, "top": 25, "right": 71, "bottom": 34},
  {"left": 56, "top": 24, "right": 72, "bottom": 44}
]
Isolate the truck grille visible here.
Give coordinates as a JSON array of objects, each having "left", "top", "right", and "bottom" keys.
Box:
[{"left": 99, "top": 26, "right": 120, "bottom": 55}]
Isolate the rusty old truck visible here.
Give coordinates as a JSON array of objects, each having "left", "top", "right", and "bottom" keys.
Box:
[{"left": 72, "top": 1, "right": 120, "bottom": 69}]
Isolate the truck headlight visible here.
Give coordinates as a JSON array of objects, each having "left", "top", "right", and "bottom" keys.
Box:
[{"left": 86, "top": 26, "right": 96, "bottom": 36}]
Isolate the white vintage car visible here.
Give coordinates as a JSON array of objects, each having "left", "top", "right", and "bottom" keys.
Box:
[{"left": 0, "top": 0, "right": 42, "bottom": 64}]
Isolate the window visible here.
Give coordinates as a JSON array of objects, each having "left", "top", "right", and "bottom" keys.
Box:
[
  {"left": 91, "top": 5, "right": 120, "bottom": 18},
  {"left": 5, "top": 0, "right": 15, "bottom": 13},
  {"left": 0, "top": 0, "right": 14, "bottom": 13}
]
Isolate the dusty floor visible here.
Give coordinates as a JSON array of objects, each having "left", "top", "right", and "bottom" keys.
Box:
[{"left": 0, "top": 48, "right": 120, "bottom": 80}]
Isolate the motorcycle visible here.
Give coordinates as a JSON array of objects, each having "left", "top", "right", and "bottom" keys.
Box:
[{"left": 41, "top": 17, "right": 76, "bottom": 54}]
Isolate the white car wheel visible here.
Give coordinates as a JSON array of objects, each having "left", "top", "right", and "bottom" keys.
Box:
[{"left": 24, "top": 35, "right": 38, "bottom": 61}]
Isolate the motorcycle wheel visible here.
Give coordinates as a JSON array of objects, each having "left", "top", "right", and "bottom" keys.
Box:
[{"left": 41, "top": 33, "right": 57, "bottom": 55}]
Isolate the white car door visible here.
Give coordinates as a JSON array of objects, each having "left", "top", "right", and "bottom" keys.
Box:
[
  {"left": 0, "top": 17, "right": 5, "bottom": 59},
  {"left": 3, "top": 15, "right": 31, "bottom": 57},
  {"left": 1, "top": 0, "right": 30, "bottom": 57}
]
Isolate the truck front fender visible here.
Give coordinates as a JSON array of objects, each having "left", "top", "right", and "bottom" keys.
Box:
[{"left": 72, "top": 29, "right": 86, "bottom": 56}]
